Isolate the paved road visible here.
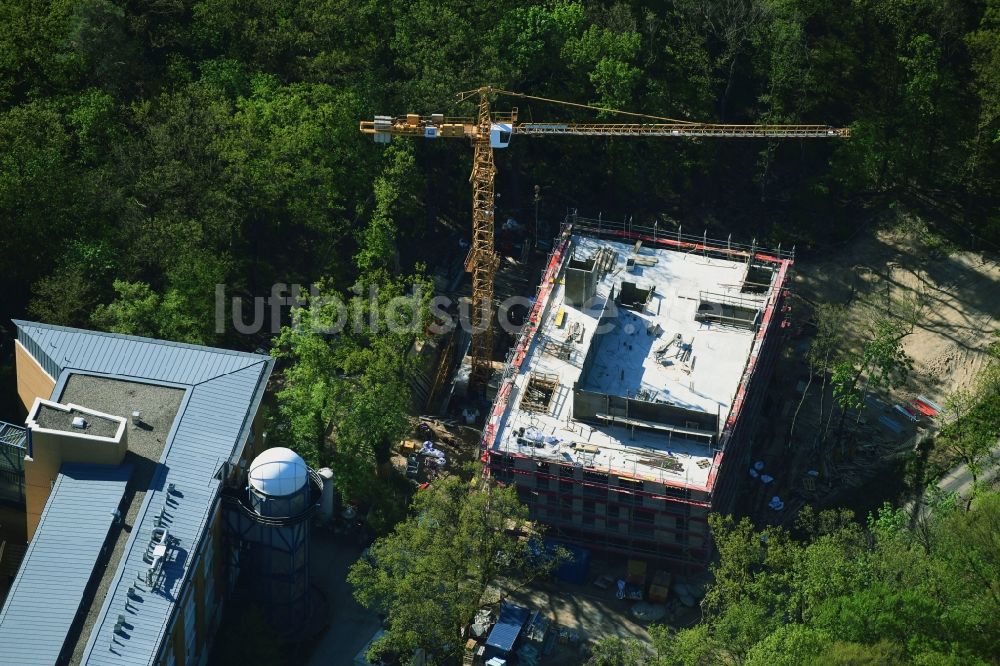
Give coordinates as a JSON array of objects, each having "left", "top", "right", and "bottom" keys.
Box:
[
  {"left": 910, "top": 441, "right": 1000, "bottom": 520},
  {"left": 936, "top": 441, "right": 1000, "bottom": 499},
  {"left": 305, "top": 529, "right": 381, "bottom": 666}
]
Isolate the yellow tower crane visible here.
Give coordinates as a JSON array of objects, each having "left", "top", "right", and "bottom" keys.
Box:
[{"left": 360, "top": 86, "right": 850, "bottom": 392}]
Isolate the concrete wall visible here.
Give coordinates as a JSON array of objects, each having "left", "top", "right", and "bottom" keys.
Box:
[
  {"left": 565, "top": 258, "right": 597, "bottom": 307},
  {"left": 15, "top": 340, "right": 55, "bottom": 414},
  {"left": 572, "top": 388, "right": 717, "bottom": 434},
  {"left": 578, "top": 287, "right": 618, "bottom": 382},
  {"left": 710, "top": 264, "right": 791, "bottom": 514}
]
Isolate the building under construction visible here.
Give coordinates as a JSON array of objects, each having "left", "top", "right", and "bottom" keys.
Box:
[{"left": 482, "top": 214, "right": 793, "bottom": 571}]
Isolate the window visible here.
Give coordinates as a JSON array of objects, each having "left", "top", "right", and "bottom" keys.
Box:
[
  {"left": 633, "top": 509, "right": 655, "bottom": 524},
  {"left": 631, "top": 524, "right": 654, "bottom": 538},
  {"left": 614, "top": 491, "right": 643, "bottom": 507},
  {"left": 618, "top": 478, "right": 644, "bottom": 491},
  {"left": 663, "top": 486, "right": 688, "bottom": 499},
  {"left": 582, "top": 515, "right": 595, "bottom": 527},
  {"left": 583, "top": 484, "right": 606, "bottom": 499},
  {"left": 559, "top": 466, "right": 575, "bottom": 478},
  {"left": 607, "top": 505, "right": 620, "bottom": 519},
  {"left": 559, "top": 480, "right": 574, "bottom": 495},
  {"left": 184, "top": 586, "right": 197, "bottom": 660},
  {"left": 559, "top": 495, "right": 573, "bottom": 508},
  {"left": 535, "top": 474, "right": 550, "bottom": 490},
  {"left": 583, "top": 500, "right": 595, "bottom": 514},
  {"left": 583, "top": 470, "right": 609, "bottom": 484},
  {"left": 675, "top": 516, "right": 688, "bottom": 531},
  {"left": 536, "top": 462, "right": 550, "bottom": 473}
]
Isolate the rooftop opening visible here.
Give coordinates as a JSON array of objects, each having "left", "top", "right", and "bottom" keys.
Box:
[
  {"left": 694, "top": 292, "right": 762, "bottom": 330},
  {"left": 521, "top": 373, "right": 559, "bottom": 414},
  {"left": 617, "top": 281, "right": 654, "bottom": 310},
  {"left": 741, "top": 263, "right": 775, "bottom": 294}
]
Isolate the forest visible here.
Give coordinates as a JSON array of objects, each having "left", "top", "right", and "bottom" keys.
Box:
[
  {"left": 2, "top": 2, "right": 999, "bottom": 664},
  {"left": 2, "top": 0, "right": 998, "bottom": 344},
  {"left": 587, "top": 492, "right": 1000, "bottom": 665}
]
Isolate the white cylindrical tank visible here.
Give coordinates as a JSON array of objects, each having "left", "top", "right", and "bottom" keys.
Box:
[
  {"left": 247, "top": 447, "right": 310, "bottom": 518},
  {"left": 248, "top": 446, "right": 308, "bottom": 496},
  {"left": 318, "top": 467, "right": 335, "bottom": 522}
]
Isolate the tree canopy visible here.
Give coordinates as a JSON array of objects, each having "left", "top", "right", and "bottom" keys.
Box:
[
  {"left": 2, "top": 0, "right": 998, "bottom": 329},
  {"left": 591, "top": 491, "right": 1000, "bottom": 665},
  {"left": 348, "top": 473, "right": 557, "bottom": 664}
]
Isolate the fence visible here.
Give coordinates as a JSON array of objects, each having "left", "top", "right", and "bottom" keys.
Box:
[{"left": 565, "top": 211, "right": 796, "bottom": 262}]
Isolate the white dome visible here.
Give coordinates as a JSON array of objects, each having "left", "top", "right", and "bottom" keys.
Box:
[{"left": 248, "top": 447, "right": 308, "bottom": 496}]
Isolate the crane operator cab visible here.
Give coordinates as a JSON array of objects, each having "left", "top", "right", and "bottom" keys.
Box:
[{"left": 490, "top": 123, "right": 512, "bottom": 148}]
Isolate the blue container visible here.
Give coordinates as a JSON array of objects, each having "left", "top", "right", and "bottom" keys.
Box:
[
  {"left": 486, "top": 602, "right": 531, "bottom": 654},
  {"left": 550, "top": 541, "right": 590, "bottom": 584}
]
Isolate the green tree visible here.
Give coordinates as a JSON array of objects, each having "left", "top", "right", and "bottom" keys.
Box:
[
  {"left": 586, "top": 636, "right": 652, "bottom": 666},
  {"left": 0, "top": 101, "right": 84, "bottom": 313},
  {"left": 271, "top": 274, "right": 429, "bottom": 501},
  {"left": 830, "top": 284, "right": 924, "bottom": 447},
  {"left": 355, "top": 143, "right": 416, "bottom": 275},
  {"left": 28, "top": 263, "right": 96, "bottom": 328},
  {"left": 91, "top": 280, "right": 207, "bottom": 344},
  {"left": 658, "top": 492, "right": 1000, "bottom": 665},
  {"left": 937, "top": 338, "right": 1000, "bottom": 507},
  {"left": 745, "top": 625, "right": 831, "bottom": 666},
  {"left": 348, "top": 473, "right": 553, "bottom": 664}
]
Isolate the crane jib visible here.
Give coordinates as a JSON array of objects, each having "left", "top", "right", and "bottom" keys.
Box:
[
  {"left": 360, "top": 119, "right": 850, "bottom": 140},
  {"left": 514, "top": 124, "right": 848, "bottom": 138}
]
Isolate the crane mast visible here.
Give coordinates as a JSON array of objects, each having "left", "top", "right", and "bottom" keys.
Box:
[
  {"left": 361, "top": 86, "right": 849, "bottom": 393},
  {"left": 467, "top": 92, "right": 499, "bottom": 389}
]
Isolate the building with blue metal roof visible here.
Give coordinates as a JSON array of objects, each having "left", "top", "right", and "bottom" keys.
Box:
[
  {"left": 0, "top": 321, "right": 276, "bottom": 666},
  {"left": 0, "top": 463, "right": 132, "bottom": 665}
]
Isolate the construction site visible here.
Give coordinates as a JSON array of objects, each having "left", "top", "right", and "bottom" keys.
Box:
[
  {"left": 359, "top": 88, "right": 844, "bottom": 577},
  {"left": 476, "top": 214, "right": 793, "bottom": 570}
]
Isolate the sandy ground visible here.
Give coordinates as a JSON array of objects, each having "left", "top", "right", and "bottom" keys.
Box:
[
  {"left": 743, "top": 214, "right": 1000, "bottom": 522},
  {"left": 796, "top": 217, "right": 999, "bottom": 400}
]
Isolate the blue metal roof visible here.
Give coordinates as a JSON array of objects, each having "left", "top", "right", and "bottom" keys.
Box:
[
  {"left": 485, "top": 602, "right": 531, "bottom": 653},
  {"left": 0, "top": 463, "right": 132, "bottom": 665},
  {"left": 10, "top": 321, "right": 273, "bottom": 665},
  {"left": 13, "top": 320, "right": 265, "bottom": 387}
]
